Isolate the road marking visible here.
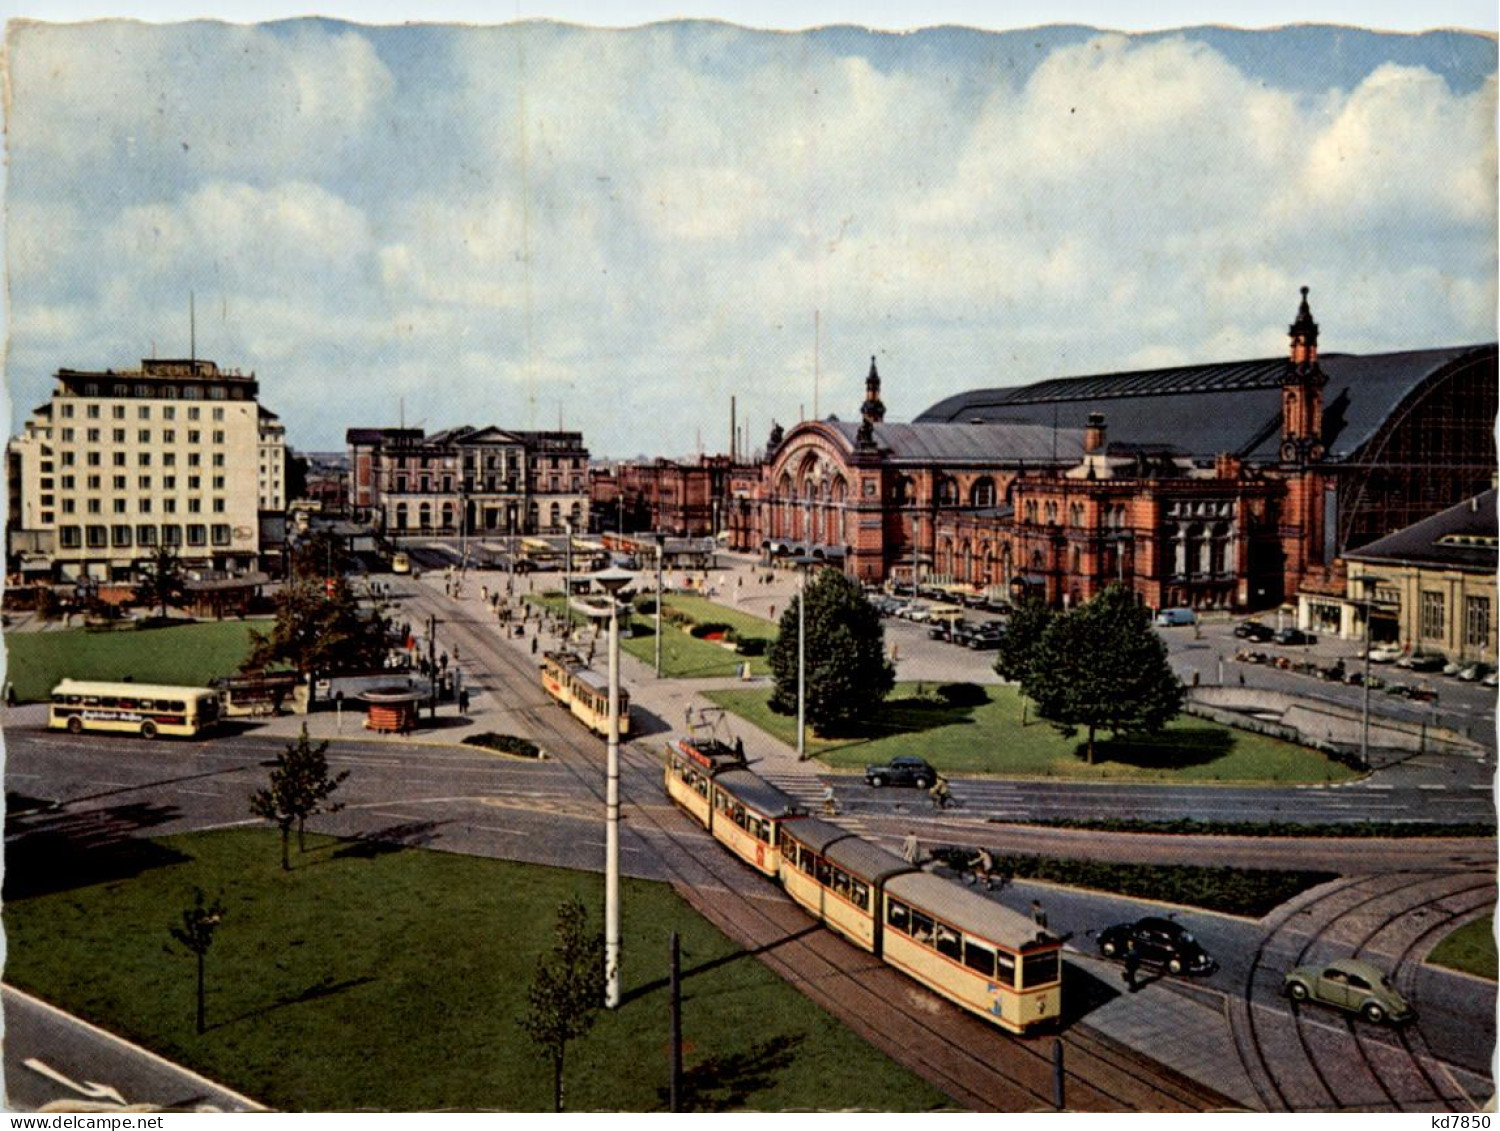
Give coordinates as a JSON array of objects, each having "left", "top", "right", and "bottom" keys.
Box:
[
  {"left": 7, "top": 987, "right": 266, "bottom": 1110},
  {"left": 1417, "top": 784, "right": 1448, "bottom": 791},
  {"left": 23, "top": 1058, "right": 128, "bottom": 1106},
  {"left": 1359, "top": 784, "right": 1395, "bottom": 791}
]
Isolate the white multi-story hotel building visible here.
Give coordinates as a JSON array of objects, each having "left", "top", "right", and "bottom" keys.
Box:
[{"left": 7, "top": 357, "right": 285, "bottom": 582}]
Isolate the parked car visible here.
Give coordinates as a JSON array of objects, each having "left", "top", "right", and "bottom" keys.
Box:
[
  {"left": 1483, "top": 669, "right": 1498, "bottom": 688},
  {"left": 962, "top": 622, "right": 1007, "bottom": 650},
  {"left": 1363, "top": 644, "right": 1403, "bottom": 664},
  {"left": 1234, "top": 620, "right": 1275, "bottom": 642},
  {"left": 1400, "top": 652, "right": 1447, "bottom": 673},
  {"left": 927, "top": 616, "right": 972, "bottom": 641},
  {"left": 1273, "top": 627, "right": 1315, "bottom": 646},
  {"left": 1282, "top": 957, "right": 1413, "bottom": 1024},
  {"left": 864, "top": 755, "right": 937, "bottom": 789},
  {"left": 1097, "top": 917, "right": 1217, "bottom": 975},
  {"left": 1154, "top": 608, "right": 1197, "bottom": 627}
]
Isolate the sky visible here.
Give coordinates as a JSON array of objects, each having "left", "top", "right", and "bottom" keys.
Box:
[{"left": 4, "top": 4, "right": 1496, "bottom": 460}]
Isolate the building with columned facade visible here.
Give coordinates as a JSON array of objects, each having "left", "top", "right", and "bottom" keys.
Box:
[{"left": 746, "top": 291, "right": 1497, "bottom": 613}]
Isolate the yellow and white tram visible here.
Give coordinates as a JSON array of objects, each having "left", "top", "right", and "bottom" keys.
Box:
[
  {"left": 539, "top": 650, "right": 632, "bottom": 738},
  {"left": 707, "top": 768, "right": 800, "bottom": 878},
  {"left": 662, "top": 735, "right": 1063, "bottom": 1035},
  {"left": 778, "top": 817, "right": 909, "bottom": 954},
  {"left": 881, "top": 871, "right": 1061, "bottom": 1034}
]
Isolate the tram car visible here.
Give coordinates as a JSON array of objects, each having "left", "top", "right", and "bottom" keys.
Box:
[
  {"left": 778, "top": 816, "right": 909, "bottom": 953},
  {"left": 539, "top": 650, "right": 633, "bottom": 738},
  {"left": 662, "top": 737, "right": 1062, "bottom": 1035},
  {"left": 880, "top": 871, "right": 1061, "bottom": 1033}
]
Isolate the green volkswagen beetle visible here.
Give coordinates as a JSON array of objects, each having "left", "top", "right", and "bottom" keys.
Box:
[{"left": 1282, "top": 957, "right": 1414, "bottom": 1024}]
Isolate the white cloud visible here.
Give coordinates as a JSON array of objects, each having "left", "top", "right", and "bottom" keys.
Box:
[{"left": 3, "top": 22, "right": 1494, "bottom": 456}]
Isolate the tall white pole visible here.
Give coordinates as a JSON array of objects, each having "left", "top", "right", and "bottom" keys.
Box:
[
  {"left": 796, "top": 561, "right": 806, "bottom": 759},
  {"left": 655, "top": 542, "right": 663, "bottom": 678},
  {"left": 605, "top": 595, "right": 621, "bottom": 1007},
  {"left": 1360, "top": 581, "right": 1373, "bottom": 770}
]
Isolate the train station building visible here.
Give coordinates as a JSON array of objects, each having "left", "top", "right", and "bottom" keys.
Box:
[{"left": 740, "top": 290, "right": 1497, "bottom": 614}]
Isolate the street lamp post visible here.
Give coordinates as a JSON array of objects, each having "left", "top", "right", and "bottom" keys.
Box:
[
  {"left": 795, "top": 554, "right": 814, "bottom": 760},
  {"left": 654, "top": 534, "right": 665, "bottom": 678},
  {"left": 1359, "top": 575, "right": 1376, "bottom": 770},
  {"left": 589, "top": 566, "right": 634, "bottom": 1009},
  {"left": 911, "top": 513, "right": 921, "bottom": 595},
  {"left": 564, "top": 519, "right": 574, "bottom": 631}
]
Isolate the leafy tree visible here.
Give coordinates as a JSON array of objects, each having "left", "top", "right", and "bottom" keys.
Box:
[
  {"left": 136, "top": 546, "right": 186, "bottom": 619},
  {"left": 244, "top": 578, "right": 389, "bottom": 678},
  {"left": 520, "top": 897, "right": 606, "bottom": 1113},
  {"left": 768, "top": 568, "right": 895, "bottom": 737},
  {"left": 993, "top": 599, "right": 1055, "bottom": 721},
  {"left": 289, "top": 529, "right": 351, "bottom": 582},
  {"left": 169, "top": 888, "right": 225, "bottom": 1034},
  {"left": 248, "top": 725, "right": 350, "bottom": 870},
  {"left": 1020, "top": 585, "right": 1184, "bottom": 764}
]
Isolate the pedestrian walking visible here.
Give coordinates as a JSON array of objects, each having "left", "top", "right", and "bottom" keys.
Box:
[
  {"left": 458, "top": 687, "right": 470, "bottom": 715},
  {"left": 1030, "top": 899, "right": 1048, "bottom": 929},
  {"left": 531, "top": 635, "right": 539, "bottom": 655},
  {"left": 820, "top": 784, "right": 837, "bottom": 816},
  {"left": 928, "top": 776, "right": 952, "bottom": 810},
  {"left": 901, "top": 830, "right": 920, "bottom": 865},
  {"left": 1123, "top": 940, "right": 1141, "bottom": 992}
]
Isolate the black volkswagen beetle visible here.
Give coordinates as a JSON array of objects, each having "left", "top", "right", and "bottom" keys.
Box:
[{"left": 1097, "top": 916, "right": 1217, "bottom": 975}]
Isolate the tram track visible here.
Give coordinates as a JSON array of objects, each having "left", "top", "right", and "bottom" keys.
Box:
[
  {"left": 415, "top": 585, "right": 1236, "bottom": 1111},
  {"left": 1233, "top": 871, "right": 1495, "bottom": 1112}
]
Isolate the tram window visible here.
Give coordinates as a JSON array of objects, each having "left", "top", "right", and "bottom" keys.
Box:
[
  {"left": 850, "top": 879, "right": 869, "bottom": 911},
  {"left": 118, "top": 698, "right": 138, "bottom": 709},
  {"left": 83, "top": 696, "right": 101, "bottom": 706},
  {"left": 911, "top": 911, "right": 936, "bottom": 946},
  {"left": 963, "top": 941, "right": 996, "bottom": 977},
  {"left": 1020, "top": 952, "right": 1059, "bottom": 988},
  {"left": 815, "top": 859, "right": 832, "bottom": 887},
  {"left": 733, "top": 804, "right": 747, "bottom": 830},
  {"left": 778, "top": 828, "right": 796, "bottom": 855},
  {"left": 696, "top": 778, "right": 708, "bottom": 797},
  {"left": 996, "top": 952, "right": 1016, "bottom": 987},
  {"left": 935, "top": 924, "right": 962, "bottom": 961},
  {"left": 101, "top": 697, "right": 119, "bottom": 707},
  {"left": 798, "top": 846, "right": 816, "bottom": 875},
  {"left": 831, "top": 869, "right": 851, "bottom": 899},
  {"left": 888, "top": 900, "right": 911, "bottom": 934}
]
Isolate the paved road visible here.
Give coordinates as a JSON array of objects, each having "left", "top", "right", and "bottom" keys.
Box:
[
  {"left": 4, "top": 563, "right": 1493, "bottom": 1112},
  {"left": 3, "top": 987, "right": 263, "bottom": 1112}
]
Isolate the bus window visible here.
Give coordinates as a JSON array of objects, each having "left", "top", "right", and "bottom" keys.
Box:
[
  {"left": 850, "top": 880, "right": 869, "bottom": 911},
  {"left": 887, "top": 900, "right": 911, "bottom": 935},
  {"left": 831, "top": 869, "right": 851, "bottom": 899},
  {"left": 1021, "top": 951, "right": 1059, "bottom": 988},
  {"left": 996, "top": 952, "right": 1016, "bottom": 987},
  {"left": 911, "top": 910, "right": 936, "bottom": 945},
  {"left": 935, "top": 923, "right": 963, "bottom": 961},
  {"left": 964, "top": 941, "right": 996, "bottom": 978}
]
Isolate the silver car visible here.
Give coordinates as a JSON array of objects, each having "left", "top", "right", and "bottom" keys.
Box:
[{"left": 1283, "top": 957, "right": 1413, "bottom": 1024}]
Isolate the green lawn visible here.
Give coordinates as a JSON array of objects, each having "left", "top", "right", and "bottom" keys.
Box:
[
  {"left": 4, "top": 620, "right": 273, "bottom": 702},
  {"left": 2, "top": 828, "right": 948, "bottom": 1112},
  {"left": 529, "top": 593, "right": 776, "bottom": 679},
  {"left": 1426, "top": 917, "right": 1498, "bottom": 980},
  {"left": 704, "top": 682, "right": 1357, "bottom": 784}
]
